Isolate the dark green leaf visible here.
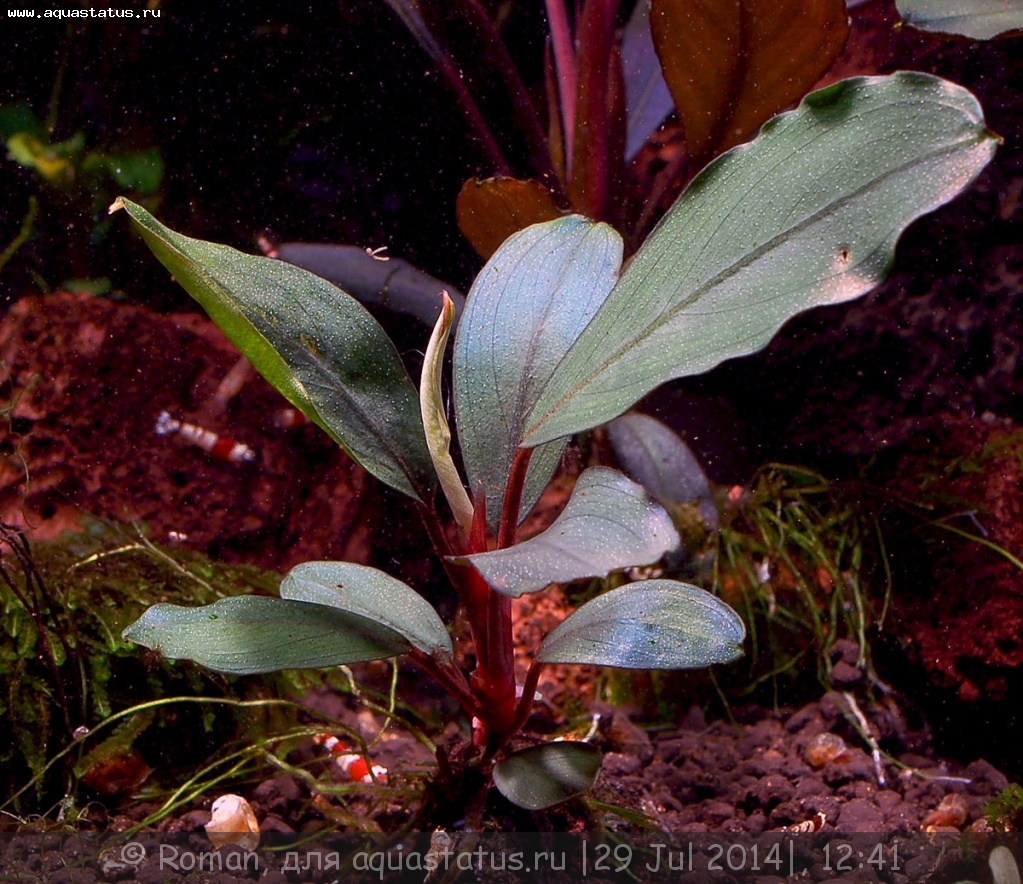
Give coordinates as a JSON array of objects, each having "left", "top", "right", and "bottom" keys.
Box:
[
  {"left": 455, "top": 468, "right": 678, "bottom": 596},
  {"left": 493, "top": 741, "right": 602, "bottom": 810},
  {"left": 280, "top": 561, "right": 452, "bottom": 657},
  {"left": 113, "top": 199, "right": 434, "bottom": 501},
  {"left": 523, "top": 73, "right": 999, "bottom": 447},
  {"left": 122, "top": 597, "right": 409, "bottom": 675},
  {"left": 537, "top": 580, "right": 745, "bottom": 668}
]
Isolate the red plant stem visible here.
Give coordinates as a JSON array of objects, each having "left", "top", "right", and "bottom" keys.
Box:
[
  {"left": 545, "top": 0, "right": 577, "bottom": 176},
  {"left": 497, "top": 446, "right": 534, "bottom": 551},
  {"left": 388, "top": 0, "right": 512, "bottom": 175},
  {"left": 499, "top": 659, "right": 543, "bottom": 755},
  {"left": 468, "top": 447, "right": 537, "bottom": 743},
  {"left": 455, "top": 0, "right": 560, "bottom": 190},
  {"left": 570, "top": 0, "right": 621, "bottom": 220},
  {"left": 409, "top": 648, "right": 480, "bottom": 721}
]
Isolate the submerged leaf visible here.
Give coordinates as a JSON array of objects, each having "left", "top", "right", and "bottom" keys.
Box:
[
  {"left": 420, "top": 293, "right": 474, "bottom": 535},
  {"left": 522, "top": 73, "right": 999, "bottom": 447},
  {"left": 493, "top": 741, "right": 602, "bottom": 810},
  {"left": 607, "top": 412, "right": 718, "bottom": 530},
  {"left": 455, "top": 467, "right": 678, "bottom": 596},
  {"left": 456, "top": 178, "right": 565, "bottom": 260},
  {"left": 280, "top": 561, "right": 452, "bottom": 658},
  {"left": 274, "top": 242, "right": 464, "bottom": 328},
  {"left": 113, "top": 199, "right": 435, "bottom": 502},
  {"left": 621, "top": 0, "right": 676, "bottom": 161},
  {"left": 537, "top": 580, "right": 745, "bottom": 669},
  {"left": 454, "top": 216, "right": 622, "bottom": 529},
  {"left": 651, "top": 0, "right": 848, "bottom": 164},
  {"left": 896, "top": 0, "right": 1023, "bottom": 39},
  {"left": 122, "top": 597, "right": 409, "bottom": 675}
]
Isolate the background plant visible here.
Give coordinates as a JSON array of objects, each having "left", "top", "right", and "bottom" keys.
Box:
[{"left": 115, "top": 70, "right": 996, "bottom": 814}]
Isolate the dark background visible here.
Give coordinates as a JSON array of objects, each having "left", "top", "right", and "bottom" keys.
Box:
[{"left": 0, "top": 1, "right": 556, "bottom": 309}]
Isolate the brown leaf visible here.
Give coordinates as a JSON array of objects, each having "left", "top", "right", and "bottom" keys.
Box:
[
  {"left": 456, "top": 178, "right": 565, "bottom": 259},
  {"left": 651, "top": 0, "right": 849, "bottom": 167}
]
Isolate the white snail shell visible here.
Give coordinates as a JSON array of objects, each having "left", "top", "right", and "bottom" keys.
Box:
[{"left": 204, "top": 794, "right": 260, "bottom": 851}]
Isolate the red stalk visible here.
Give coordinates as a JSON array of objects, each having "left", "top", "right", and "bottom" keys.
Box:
[
  {"left": 569, "top": 0, "right": 622, "bottom": 220},
  {"left": 545, "top": 0, "right": 577, "bottom": 175},
  {"left": 467, "top": 448, "right": 537, "bottom": 744}
]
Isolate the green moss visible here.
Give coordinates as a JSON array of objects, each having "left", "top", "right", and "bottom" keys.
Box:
[
  {"left": 985, "top": 783, "right": 1023, "bottom": 831},
  {"left": 0, "top": 520, "right": 319, "bottom": 814}
]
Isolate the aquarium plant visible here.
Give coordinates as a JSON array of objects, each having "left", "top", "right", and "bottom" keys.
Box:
[{"left": 116, "top": 71, "right": 996, "bottom": 811}]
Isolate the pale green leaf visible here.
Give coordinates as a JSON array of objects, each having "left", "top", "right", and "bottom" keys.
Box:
[
  {"left": 122, "top": 597, "right": 409, "bottom": 675},
  {"left": 279, "top": 561, "right": 452, "bottom": 658},
  {"left": 522, "top": 73, "right": 999, "bottom": 447},
  {"left": 454, "top": 216, "right": 622, "bottom": 528},
  {"left": 420, "top": 292, "right": 473, "bottom": 534},
  {"left": 113, "top": 198, "right": 435, "bottom": 501},
  {"left": 493, "top": 741, "right": 602, "bottom": 810},
  {"left": 537, "top": 580, "right": 745, "bottom": 668},
  {"left": 897, "top": 0, "right": 1023, "bottom": 39},
  {"left": 454, "top": 468, "right": 678, "bottom": 597}
]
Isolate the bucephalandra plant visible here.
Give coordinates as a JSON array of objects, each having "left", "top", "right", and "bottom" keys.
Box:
[{"left": 115, "top": 72, "right": 997, "bottom": 812}]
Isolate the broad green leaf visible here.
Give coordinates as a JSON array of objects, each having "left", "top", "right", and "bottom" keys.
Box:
[
  {"left": 607, "top": 413, "right": 718, "bottom": 529},
  {"left": 456, "top": 178, "right": 565, "bottom": 260},
  {"left": 493, "top": 741, "right": 602, "bottom": 810},
  {"left": 454, "top": 468, "right": 678, "bottom": 597},
  {"left": 454, "top": 216, "right": 622, "bottom": 530},
  {"left": 122, "top": 597, "right": 409, "bottom": 675},
  {"left": 896, "top": 0, "right": 1023, "bottom": 39},
  {"left": 651, "top": 0, "right": 848, "bottom": 164},
  {"left": 279, "top": 561, "right": 452, "bottom": 658},
  {"left": 537, "top": 580, "right": 745, "bottom": 668},
  {"left": 523, "top": 73, "right": 1000, "bottom": 447},
  {"left": 112, "top": 198, "right": 435, "bottom": 502}
]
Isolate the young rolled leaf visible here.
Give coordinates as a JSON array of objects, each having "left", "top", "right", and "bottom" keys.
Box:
[
  {"left": 122, "top": 596, "right": 410, "bottom": 675},
  {"left": 454, "top": 216, "right": 622, "bottom": 529},
  {"left": 896, "top": 0, "right": 1023, "bottom": 39},
  {"left": 493, "top": 741, "right": 603, "bottom": 811},
  {"left": 453, "top": 467, "right": 679, "bottom": 597},
  {"left": 651, "top": 0, "right": 848, "bottom": 165},
  {"left": 607, "top": 412, "right": 718, "bottom": 530},
  {"left": 420, "top": 292, "right": 474, "bottom": 535},
  {"left": 279, "top": 561, "right": 453, "bottom": 658},
  {"left": 522, "top": 73, "right": 1000, "bottom": 448},
  {"left": 112, "top": 198, "right": 435, "bottom": 502},
  {"left": 537, "top": 580, "right": 745, "bottom": 669}
]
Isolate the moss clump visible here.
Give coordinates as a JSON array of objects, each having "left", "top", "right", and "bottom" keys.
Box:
[{"left": 0, "top": 520, "right": 316, "bottom": 816}]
